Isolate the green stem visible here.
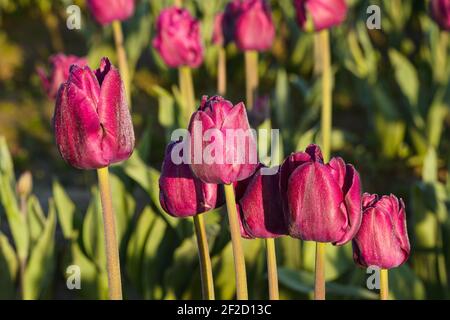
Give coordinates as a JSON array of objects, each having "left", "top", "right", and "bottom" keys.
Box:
[
  {"left": 179, "top": 66, "right": 196, "bottom": 124},
  {"left": 266, "top": 238, "right": 279, "bottom": 300},
  {"left": 218, "top": 47, "right": 227, "bottom": 96},
  {"left": 224, "top": 184, "right": 248, "bottom": 300},
  {"left": 112, "top": 21, "right": 131, "bottom": 107},
  {"left": 245, "top": 50, "right": 259, "bottom": 110},
  {"left": 380, "top": 269, "right": 389, "bottom": 300},
  {"left": 97, "top": 167, "right": 123, "bottom": 300},
  {"left": 314, "top": 242, "right": 326, "bottom": 300},
  {"left": 193, "top": 214, "right": 215, "bottom": 300}
]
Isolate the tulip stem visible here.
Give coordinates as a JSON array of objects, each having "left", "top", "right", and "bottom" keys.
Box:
[
  {"left": 97, "top": 167, "right": 123, "bottom": 300},
  {"left": 224, "top": 184, "right": 248, "bottom": 300},
  {"left": 112, "top": 20, "right": 131, "bottom": 107},
  {"left": 380, "top": 269, "right": 389, "bottom": 300},
  {"left": 245, "top": 50, "right": 259, "bottom": 110},
  {"left": 179, "top": 66, "right": 196, "bottom": 124},
  {"left": 218, "top": 47, "right": 227, "bottom": 95},
  {"left": 266, "top": 238, "right": 279, "bottom": 300},
  {"left": 193, "top": 214, "right": 215, "bottom": 300},
  {"left": 314, "top": 242, "right": 326, "bottom": 300},
  {"left": 318, "top": 29, "right": 332, "bottom": 162}
]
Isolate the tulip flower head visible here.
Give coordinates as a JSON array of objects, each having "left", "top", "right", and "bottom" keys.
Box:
[
  {"left": 223, "top": 0, "right": 275, "bottom": 51},
  {"left": 293, "top": 0, "right": 348, "bottom": 32},
  {"left": 153, "top": 6, "right": 204, "bottom": 68},
  {"left": 280, "top": 144, "right": 362, "bottom": 245},
  {"left": 54, "top": 57, "right": 135, "bottom": 170},
  {"left": 188, "top": 96, "right": 258, "bottom": 185},
  {"left": 236, "top": 165, "right": 288, "bottom": 238},
  {"left": 352, "top": 193, "right": 411, "bottom": 269},
  {"left": 37, "top": 54, "right": 87, "bottom": 99},
  {"left": 87, "top": 0, "right": 135, "bottom": 25},
  {"left": 212, "top": 13, "right": 225, "bottom": 46},
  {"left": 159, "top": 141, "right": 223, "bottom": 218},
  {"left": 430, "top": 0, "right": 450, "bottom": 31}
]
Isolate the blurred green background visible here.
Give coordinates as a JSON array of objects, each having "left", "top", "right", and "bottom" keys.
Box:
[{"left": 0, "top": 0, "right": 449, "bottom": 299}]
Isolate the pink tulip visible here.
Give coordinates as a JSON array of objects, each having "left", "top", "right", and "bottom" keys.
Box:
[
  {"left": 87, "top": 0, "right": 135, "bottom": 25},
  {"left": 37, "top": 54, "right": 87, "bottom": 99},
  {"left": 280, "top": 144, "right": 362, "bottom": 245},
  {"left": 54, "top": 57, "right": 135, "bottom": 169},
  {"left": 293, "top": 0, "right": 347, "bottom": 32},
  {"left": 224, "top": 0, "right": 275, "bottom": 51},
  {"left": 212, "top": 13, "right": 225, "bottom": 46},
  {"left": 430, "top": 0, "right": 450, "bottom": 31},
  {"left": 153, "top": 7, "right": 204, "bottom": 68},
  {"left": 188, "top": 96, "right": 258, "bottom": 185},
  {"left": 236, "top": 166, "right": 288, "bottom": 238},
  {"left": 352, "top": 193, "right": 411, "bottom": 269}
]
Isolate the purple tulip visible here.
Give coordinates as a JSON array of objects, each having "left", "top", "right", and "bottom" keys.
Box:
[
  {"left": 37, "top": 54, "right": 87, "bottom": 99},
  {"left": 87, "top": 0, "right": 135, "bottom": 25},
  {"left": 293, "top": 0, "right": 347, "bottom": 32},
  {"left": 236, "top": 166, "right": 288, "bottom": 238},
  {"left": 212, "top": 13, "right": 225, "bottom": 46},
  {"left": 430, "top": 0, "right": 450, "bottom": 31},
  {"left": 153, "top": 7, "right": 204, "bottom": 68},
  {"left": 223, "top": 0, "right": 275, "bottom": 51},
  {"left": 54, "top": 57, "right": 135, "bottom": 170},
  {"left": 159, "top": 141, "right": 222, "bottom": 218},
  {"left": 352, "top": 193, "right": 411, "bottom": 269},
  {"left": 280, "top": 144, "right": 362, "bottom": 245},
  {"left": 188, "top": 96, "right": 258, "bottom": 185}
]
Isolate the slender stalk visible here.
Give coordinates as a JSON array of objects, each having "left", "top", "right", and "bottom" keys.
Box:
[
  {"left": 224, "top": 184, "right": 248, "bottom": 300},
  {"left": 217, "top": 47, "right": 227, "bottom": 96},
  {"left": 266, "top": 238, "right": 279, "bottom": 300},
  {"left": 97, "top": 167, "right": 123, "bottom": 300},
  {"left": 112, "top": 21, "right": 131, "bottom": 107},
  {"left": 244, "top": 50, "right": 259, "bottom": 110},
  {"left": 179, "top": 66, "right": 196, "bottom": 123},
  {"left": 380, "top": 269, "right": 389, "bottom": 300},
  {"left": 174, "top": 0, "right": 183, "bottom": 7},
  {"left": 314, "top": 242, "right": 326, "bottom": 300},
  {"left": 193, "top": 214, "right": 215, "bottom": 300}
]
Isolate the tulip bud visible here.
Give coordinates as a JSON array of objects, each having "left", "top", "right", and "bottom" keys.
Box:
[
  {"left": 430, "top": 0, "right": 450, "bottom": 31},
  {"left": 54, "top": 57, "right": 135, "bottom": 170},
  {"left": 37, "top": 54, "right": 87, "bottom": 99},
  {"left": 352, "top": 193, "right": 411, "bottom": 269},
  {"left": 153, "top": 7, "right": 204, "bottom": 68},
  {"left": 87, "top": 0, "right": 135, "bottom": 25},
  {"left": 293, "top": 0, "right": 347, "bottom": 32},
  {"left": 159, "top": 141, "right": 222, "bottom": 218},
  {"left": 16, "top": 171, "right": 33, "bottom": 198},
  {"left": 236, "top": 166, "right": 288, "bottom": 238},
  {"left": 188, "top": 96, "right": 258, "bottom": 185},
  {"left": 280, "top": 144, "right": 362, "bottom": 245},
  {"left": 212, "top": 13, "right": 225, "bottom": 46},
  {"left": 224, "top": 0, "right": 275, "bottom": 51}
]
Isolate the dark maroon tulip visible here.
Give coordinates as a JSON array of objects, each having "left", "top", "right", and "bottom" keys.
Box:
[
  {"left": 293, "top": 0, "right": 347, "bottom": 32},
  {"left": 280, "top": 144, "right": 362, "bottom": 245},
  {"left": 37, "top": 54, "right": 87, "bottom": 99},
  {"left": 212, "top": 13, "right": 225, "bottom": 46},
  {"left": 188, "top": 96, "right": 258, "bottom": 185},
  {"left": 352, "top": 193, "right": 410, "bottom": 269},
  {"left": 54, "top": 57, "right": 135, "bottom": 170},
  {"left": 87, "top": 0, "right": 135, "bottom": 25},
  {"left": 430, "top": 0, "right": 450, "bottom": 31},
  {"left": 153, "top": 6, "right": 204, "bottom": 68},
  {"left": 236, "top": 165, "right": 288, "bottom": 238},
  {"left": 159, "top": 141, "right": 222, "bottom": 218},
  {"left": 223, "top": 0, "right": 275, "bottom": 51}
]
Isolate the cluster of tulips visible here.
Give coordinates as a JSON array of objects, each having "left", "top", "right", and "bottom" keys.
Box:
[{"left": 36, "top": 0, "right": 450, "bottom": 300}]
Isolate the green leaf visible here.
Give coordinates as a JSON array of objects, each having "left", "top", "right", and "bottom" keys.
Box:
[
  {"left": 388, "top": 49, "right": 418, "bottom": 107},
  {"left": 0, "top": 232, "right": 18, "bottom": 299},
  {"left": 422, "top": 148, "right": 438, "bottom": 183},
  {"left": 27, "top": 195, "right": 45, "bottom": 249},
  {"left": 23, "top": 200, "right": 56, "bottom": 300},
  {"left": 53, "top": 180, "right": 77, "bottom": 239},
  {"left": 390, "top": 265, "right": 426, "bottom": 300}
]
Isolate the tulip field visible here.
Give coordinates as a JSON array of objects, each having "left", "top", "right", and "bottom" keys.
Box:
[{"left": 0, "top": 0, "right": 449, "bottom": 301}]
